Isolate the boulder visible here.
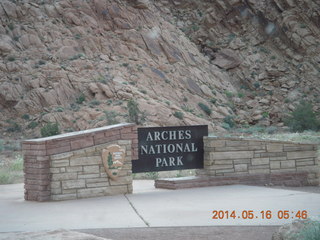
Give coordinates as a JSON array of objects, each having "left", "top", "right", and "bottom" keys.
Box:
[
  {"left": 212, "top": 49, "right": 241, "bottom": 70},
  {"left": 0, "top": 35, "right": 13, "bottom": 55},
  {"left": 1, "top": 1, "right": 17, "bottom": 18},
  {"left": 55, "top": 46, "right": 79, "bottom": 60},
  {"left": 134, "top": 0, "right": 149, "bottom": 9}
]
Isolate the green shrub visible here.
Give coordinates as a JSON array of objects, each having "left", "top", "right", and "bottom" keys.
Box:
[
  {"left": 74, "top": 33, "right": 82, "bottom": 39},
  {"left": 198, "top": 103, "right": 212, "bottom": 115},
  {"left": 238, "top": 92, "right": 245, "bottom": 98},
  {"left": 70, "top": 103, "right": 80, "bottom": 112},
  {"left": 139, "top": 89, "right": 147, "bottom": 94},
  {"left": 223, "top": 115, "right": 236, "bottom": 128},
  {"left": 173, "top": 111, "right": 184, "bottom": 120},
  {"left": 13, "top": 36, "right": 20, "bottom": 41},
  {"left": 104, "top": 110, "right": 119, "bottom": 125},
  {"left": 253, "top": 82, "right": 260, "bottom": 89},
  {"left": 27, "top": 121, "right": 38, "bottom": 129},
  {"left": 181, "top": 105, "right": 194, "bottom": 113},
  {"left": 294, "top": 220, "right": 320, "bottom": 240},
  {"left": 7, "top": 56, "right": 15, "bottom": 62},
  {"left": 8, "top": 23, "right": 15, "bottom": 30},
  {"left": 284, "top": 101, "right": 320, "bottom": 132},
  {"left": 55, "top": 107, "right": 64, "bottom": 112},
  {"left": 0, "top": 139, "right": 4, "bottom": 152},
  {"left": 262, "top": 112, "right": 269, "bottom": 118},
  {"left": 222, "top": 122, "right": 231, "bottom": 130},
  {"left": 41, "top": 122, "right": 60, "bottom": 137},
  {"left": 21, "top": 114, "right": 30, "bottom": 120},
  {"left": 210, "top": 98, "right": 217, "bottom": 104},
  {"left": 76, "top": 94, "right": 85, "bottom": 104},
  {"left": 38, "top": 60, "right": 46, "bottom": 65},
  {"left": 191, "top": 24, "right": 200, "bottom": 31},
  {"left": 89, "top": 100, "right": 100, "bottom": 107},
  {"left": 6, "top": 121, "right": 21, "bottom": 132},
  {"left": 225, "top": 91, "right": 234, "bottom": 98},
  {"left": 69, "top": 53, "right": 85, "bottom": 60},
  {"left": 97, "top": 75, "right": 107, "bottom": 84}
]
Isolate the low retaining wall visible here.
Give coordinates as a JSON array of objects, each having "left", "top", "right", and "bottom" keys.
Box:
[
  {"left": 197, "top": 137, "right": 319, "bottom": 186},
  {"left": 156, "top": 137, "right": 319, "bottom": 189},
  {"left": 22, "top": 123, "right": 137, "bottom": 201}
]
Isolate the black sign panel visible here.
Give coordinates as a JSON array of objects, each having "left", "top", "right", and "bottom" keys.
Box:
[{"left": 132, "top": 125, "right": 208, "bottom": 173}]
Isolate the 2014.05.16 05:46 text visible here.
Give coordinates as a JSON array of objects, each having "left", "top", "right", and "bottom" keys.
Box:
[{"left": 212, "top": 210, "right": 308, "bottom": 220}]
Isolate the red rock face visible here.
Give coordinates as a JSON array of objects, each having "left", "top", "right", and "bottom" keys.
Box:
[{"left": 0, "top": 0, "right": 319, "bottom": 137}]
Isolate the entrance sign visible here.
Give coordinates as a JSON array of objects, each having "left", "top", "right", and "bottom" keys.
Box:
[
  {"left": 102, "top": 144, "right": 126, "bottom": 181},
  {"left": 132, "top": 125, "right": 208, "bottom": 173}
]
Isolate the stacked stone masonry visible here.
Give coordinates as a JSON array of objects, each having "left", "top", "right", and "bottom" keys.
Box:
[
  {"left": 23, "top": 123, "right": 138, "bottom": 202},
  {"left": 197, "top": 137, "right": 319, "bottom": 186}
]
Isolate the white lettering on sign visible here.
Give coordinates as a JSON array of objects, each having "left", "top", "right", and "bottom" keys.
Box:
[
  {"left": 156, "top": 156, "right": 184, "bottom": 167},
  {"left": 146, "top": 130, "right": 192, "bottom": 141},
  {"left": 140, "top": 143, "right": 198, "bottom": 155}
]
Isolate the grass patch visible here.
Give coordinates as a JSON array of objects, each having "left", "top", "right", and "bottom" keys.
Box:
[
  {"left": 104, "top": 110, "right": 119, "bottom": 125},
  {"left": 215, "top": 127, "right": 320, "bottom": 144},
  {"left": 0, "top": 154, "right": 24, "bottom": 185}
]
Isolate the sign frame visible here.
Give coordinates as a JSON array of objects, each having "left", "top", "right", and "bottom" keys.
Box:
[{"left": 132, "top": 125, "right": 208, "bottom": 173}]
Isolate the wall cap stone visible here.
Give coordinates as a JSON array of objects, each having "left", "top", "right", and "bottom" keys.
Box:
[
  {"left": 204, "top": 136, "right": 318, "bottom": 146},
  {"left": 23, "top": 123, "right": 134, "bottom": 144}
]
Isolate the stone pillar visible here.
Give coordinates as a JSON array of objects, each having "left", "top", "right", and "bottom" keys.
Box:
[{"left": 23, "top": 123, "right": 138, "bottom": 201}]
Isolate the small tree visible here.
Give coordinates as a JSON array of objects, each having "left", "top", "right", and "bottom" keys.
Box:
[
  {"left": 108, "top": 153, "right": 113, "bottom": 168},
  {"left": 127, "top": 99, "right": 146, "bottom": 124},
  {"left": 284, "top": 101, "right": 320, "bottom": 132}
]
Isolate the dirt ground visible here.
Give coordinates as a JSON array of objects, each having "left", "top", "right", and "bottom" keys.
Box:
[{"left": 78, "top": 226, "right": 279, "bottom": 240}]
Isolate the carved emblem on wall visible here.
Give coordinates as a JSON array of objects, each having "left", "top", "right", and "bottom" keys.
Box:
[{"left": 102, "top": 144, "right": 126, "bottom": 181}]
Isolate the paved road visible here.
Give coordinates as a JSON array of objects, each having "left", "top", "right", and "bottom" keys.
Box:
[{"left": 0, "top": 180, "right": 319, "bottom": 239}]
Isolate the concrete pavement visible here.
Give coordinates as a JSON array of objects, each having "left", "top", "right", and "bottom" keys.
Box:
[{"left": 0, "top": 180, "right": 319, "bottom": 233}]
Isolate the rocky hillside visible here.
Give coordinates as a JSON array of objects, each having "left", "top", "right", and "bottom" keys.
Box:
[
  {"left": 157, "top": 0, "right": 320, "bottom": 126},
  {"left": 0, "top": 0, "right": 319, "bottom": 138}
]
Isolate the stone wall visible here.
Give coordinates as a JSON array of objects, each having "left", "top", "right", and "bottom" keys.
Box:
[
  {"left": 197, "top": 137, "right": 319, "bottom": 186},
  {"left": 22, "top": 123, "right": 137, "bottom": 201}
]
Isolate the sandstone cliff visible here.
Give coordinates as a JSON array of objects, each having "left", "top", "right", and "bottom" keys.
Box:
[
  {"left": 158, "top": 0, "right": 320, "bottom": 126},
  {"left": 0, "top": 0, "right": 319, "bottom": 137}
]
